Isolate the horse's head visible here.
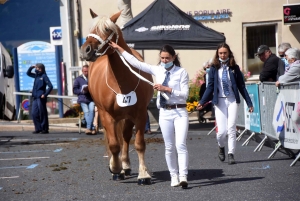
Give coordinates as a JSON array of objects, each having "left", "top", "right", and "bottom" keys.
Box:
[{"left": 80, "top": 9, "right": 122, "bottom": 62}]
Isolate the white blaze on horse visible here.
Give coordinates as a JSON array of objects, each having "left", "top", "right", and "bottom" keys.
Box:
[{"left": 80, "top": 9, "right": 154, "bottom": 185}]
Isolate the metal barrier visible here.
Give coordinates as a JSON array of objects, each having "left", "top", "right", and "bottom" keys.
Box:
[
  {"left": 258, "top": 82, "right": 278, "bottom": 139},
  {"left": 13, "top": 92, "right": 84, "bottom": 133},
  {"left": 237, "top": 84, "right": 262, "bottom": 145},
  {"left": 234, "top": 82, "right": 300, "bottom": 167},
  {"left": 236, "top": 93, "right": 245, "bottom": 127}
]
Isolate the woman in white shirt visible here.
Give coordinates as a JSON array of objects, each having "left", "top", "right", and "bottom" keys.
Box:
[{"left": 109, "top": 41, "right": 189, "bottom": 188}]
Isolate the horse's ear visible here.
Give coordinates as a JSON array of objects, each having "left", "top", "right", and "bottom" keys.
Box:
[
  {"left": 110, "top": 10, "right": 122, "bottom": 23},
  {"left": 90, "top": 9, "right": 98, "bottom": 18}
]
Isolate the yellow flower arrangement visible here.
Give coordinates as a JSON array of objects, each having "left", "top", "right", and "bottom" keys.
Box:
[
  {"left": 186, "top": 101, "right": 199, "bottom": 112},
  {"left": 186, "top": 70, "right": 205, "bottom": 112}
]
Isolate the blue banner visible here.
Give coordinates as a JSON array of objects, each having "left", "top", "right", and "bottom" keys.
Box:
[
  {"left": 244, "top": 84, "right": 261, "bottom": 133},
  {"left": 17, "top": 41, "right": 57, "bottom": 91}
]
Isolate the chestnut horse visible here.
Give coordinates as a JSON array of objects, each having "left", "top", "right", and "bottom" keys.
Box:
[{"left": 80, "top": 10, "right": 154, "bottom": 185}]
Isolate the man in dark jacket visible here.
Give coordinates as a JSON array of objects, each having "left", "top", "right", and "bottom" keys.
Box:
[
  {"left": 257, "top": 45, "right": 285, "bottom": 82},
  {"left": 73, "top": 65, "right": 95, "bottom": 135}
]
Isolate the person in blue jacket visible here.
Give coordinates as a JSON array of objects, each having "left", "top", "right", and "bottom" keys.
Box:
[
  {"left": 196, "top": 43, "right": 254, "bottom": 165},
  {"left": 73, "top": 65, "right": 95, "bottom": 135},
  {"left": 27, "top": 63, "right": 53, "bottom": 134}
]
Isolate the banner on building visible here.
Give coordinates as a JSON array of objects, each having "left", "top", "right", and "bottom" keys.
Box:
[
  {"left": 283, "top": 4, "right": 300, "bottom": 25},
  {"left": 50, "top": 27, "right": 62, "bottom": 46}
]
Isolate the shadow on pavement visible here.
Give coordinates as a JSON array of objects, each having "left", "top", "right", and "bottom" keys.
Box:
[
  {"left": 189, "top": 122, "right": 215, "bottom": 130},
  {"left": 122, "top": 168, "right": 264, "bottom": 190}
]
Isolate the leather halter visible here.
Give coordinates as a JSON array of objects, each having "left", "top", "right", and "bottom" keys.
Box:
[{"left": 87, "top": 30, "right": 119, "bottom": 57}]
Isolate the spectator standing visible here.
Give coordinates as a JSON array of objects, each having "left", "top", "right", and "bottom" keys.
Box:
[
  {"left": 26, "top": 63, "right": 53, "bottom": 134},
  {"left": 109, "top": 41, "right": 190, "bottom": 188},
  {"left": 73, "top": 65, "right": 96, "bottom": 135},
  {"left": 278, "top": 42, "right": 292, "bottom": 72},
  {"left": 197, "top": 43, "right": 253, "bottom": 165},
  {"left": 257, "top": 45, "right": 285, "bottom": 82},
  {"left": 203, "top": 58, "right": 213, "bottom": 87},
  {"left": 276, "top": 48, "right": 300, "bottom": 86}
]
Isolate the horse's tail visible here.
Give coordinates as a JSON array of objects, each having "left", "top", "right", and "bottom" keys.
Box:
[{"left": 103, "top": 119, "right": 125, "bottom": 157}]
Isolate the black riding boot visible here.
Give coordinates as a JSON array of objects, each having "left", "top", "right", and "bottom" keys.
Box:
[
  {"left": 228, "top": 153, "right": 236, "bottom": 165},
  {"left": 218, "top": 146, "right": 225, "bottom": 161}
]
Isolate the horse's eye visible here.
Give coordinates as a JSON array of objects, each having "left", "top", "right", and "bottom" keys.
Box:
[{"left": 105, "top": 28, "right": 110, "bottom": 32}]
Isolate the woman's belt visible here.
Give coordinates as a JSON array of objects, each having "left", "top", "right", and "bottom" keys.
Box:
[{"left": 164, "top": 104, "right": 187, "bottom": 110}]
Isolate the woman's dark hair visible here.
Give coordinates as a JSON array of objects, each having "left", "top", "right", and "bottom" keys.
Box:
[
  {"left": 213, "top": 43, "right": 236, "bottom": 69},
  {"left": 36, "top": 63, "right": 46, "bottom": 73},
  {"left": 159, "top": 44, "right": 181, "bottom": 67}
]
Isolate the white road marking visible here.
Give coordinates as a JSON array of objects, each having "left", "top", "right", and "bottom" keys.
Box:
[
  {"left": 0, "top": 164, "right": 39, "bottom": 170},
  {"left": 0, "top": 176, "right": 19, "bottom": 179},
  {"left": 30, "top": 143, "right": 70, "bottom": 146},
  {"left": 0, "top": 157, "right": 49, "bottom": 160},
  {"left": 0, "top": 148, "right": 63, "bottom": 153}
]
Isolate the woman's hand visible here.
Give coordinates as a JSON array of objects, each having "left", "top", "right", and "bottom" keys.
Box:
[
  {"left": 109, "top": 41, "right": 125, "bottom": 53},
  {"left": 196, "top": 103, "right": 203, "bottom": 110},
  {"left": 275, "top": 81, "right": 280, "bottom": 87},
  {"left": 153, "top": 84, "right": 171, "bottom": 93},
  {"left": 248, "top": 106, "right": 254, "bottom": 113},
  {"left": 41, "top": 94, "right": 45, "bottom": 99}
]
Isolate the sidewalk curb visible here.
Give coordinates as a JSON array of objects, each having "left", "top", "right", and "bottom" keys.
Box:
[
  {"left": 0, "top": 124, "right": 81, "bottom": 132},
  {"left": 0, "top": 112, "right": 200, "bottom": 132}
]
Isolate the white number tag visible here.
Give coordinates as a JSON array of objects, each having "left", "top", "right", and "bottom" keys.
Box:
[{"left": 116, "top": 91, "right": 137, "bottom": 107}]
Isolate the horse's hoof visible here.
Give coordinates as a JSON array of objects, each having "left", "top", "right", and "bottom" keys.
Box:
[
  {"left": 124, "top": 169, "right": 131, "bottom": 176},
  {"left": 112, "top": 173, "right": 125, "bottom": 181},
  {"left": 109, "top": 167, "right": 121, "bottom": 174},
  {"left": 137, "top": 178, "right": 152, "bottom": 185}
]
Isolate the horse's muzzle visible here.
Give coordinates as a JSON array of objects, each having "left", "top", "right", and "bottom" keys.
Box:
[{"left": 80, "top": 44, "right": 94, "bottom": 61}]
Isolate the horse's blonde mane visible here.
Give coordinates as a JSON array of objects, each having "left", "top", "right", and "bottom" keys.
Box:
[{"left": 89, "top": 15, "right": 119, "bottom": 37}]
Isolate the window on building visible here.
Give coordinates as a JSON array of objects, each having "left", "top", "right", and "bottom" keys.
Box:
[{"left": 246, "top": 25, "right": 276, "bottom": 59}]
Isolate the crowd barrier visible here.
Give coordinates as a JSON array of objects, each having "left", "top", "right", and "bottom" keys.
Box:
[
  {"left": 234, "top": 82, "right": 300, "bottom": 167},
  {"left": 13, "top": 92, "right": 86, "bottom": 133}
]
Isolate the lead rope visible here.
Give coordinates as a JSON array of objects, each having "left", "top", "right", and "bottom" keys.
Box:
[
  {"left": 115, "top": 50, "right": 170, "bottom": 101},
  {"left": 105, "top": 62, "right": 141, "bottom": 95}
]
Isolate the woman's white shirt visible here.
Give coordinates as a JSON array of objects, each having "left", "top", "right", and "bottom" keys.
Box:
[{"left": 122, "top": 51, "right": 189, "bottom": 108}]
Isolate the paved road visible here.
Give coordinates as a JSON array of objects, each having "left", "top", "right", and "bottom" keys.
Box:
[{"left": 0, "top": 119, "right": 300, "bottom": 201}]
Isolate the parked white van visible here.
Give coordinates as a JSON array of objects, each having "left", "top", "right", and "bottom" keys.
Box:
[{"left": 0, "top": 42, "right": 15, "bottom": 120}]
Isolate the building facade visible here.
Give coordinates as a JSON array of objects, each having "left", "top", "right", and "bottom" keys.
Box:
[
  {"left": 79, "top": 0, "right": 300, "bottom": 81},
  {"left": 1, "top": 0, "right": 299, "bottom": 93}
]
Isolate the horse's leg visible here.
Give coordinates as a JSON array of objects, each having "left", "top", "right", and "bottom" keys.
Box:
[
  {"left": 135, "top": 116, "right": 152, "bottom": 185},
  {"left": 101, "top": 113, "right": 123, "bottom": 178},
  {"left": 99, "top": 111, "right": 110, "bottom": 157},
  {"left": 121, "top": 119, "right": 134, "bottom": 176}
]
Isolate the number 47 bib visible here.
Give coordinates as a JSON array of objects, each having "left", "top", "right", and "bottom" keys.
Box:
[{"left": 116, "top": 91, "right": 137, "bottom": 107}]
